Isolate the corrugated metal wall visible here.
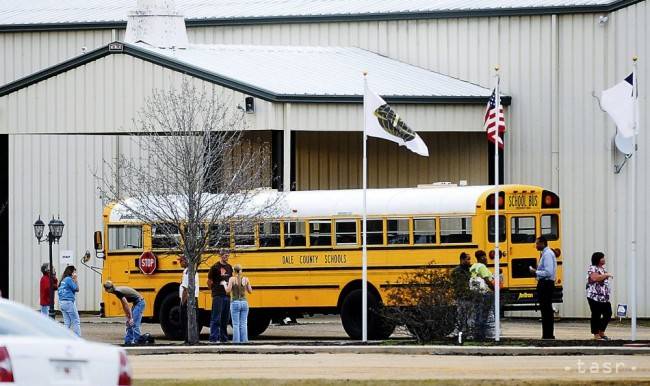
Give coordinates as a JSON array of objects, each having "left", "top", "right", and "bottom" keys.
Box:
[
  {"left": 295, "top": 131, "right": 488, "bottom": 190},
  {"left": 0, "top": 54, "right": 282, "bottom": 134},
  {"left": 0, "top": 29, "right": 121, "bottom": 85},
  {"left": 9, "top": 135, "right": 114, "bottom": 311},
  {"left": 557, "top": 3, "right": 649, "bottom": 318}
]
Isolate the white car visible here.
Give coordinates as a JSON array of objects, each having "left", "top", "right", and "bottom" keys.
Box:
[{"left": 0, "top": 298, "right": 131, "bottom": 385}]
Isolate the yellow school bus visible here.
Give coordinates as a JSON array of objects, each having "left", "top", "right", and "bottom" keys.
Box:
[{"left": 95, "top": 184, "right": 563, "bottom": 340}]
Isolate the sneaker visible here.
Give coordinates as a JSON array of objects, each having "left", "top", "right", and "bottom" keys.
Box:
[{"left": 600, "top": 335, "right": 610, "bottom": 341}]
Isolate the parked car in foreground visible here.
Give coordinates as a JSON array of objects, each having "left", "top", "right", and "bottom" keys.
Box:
[{"left": 0, "top": 298, "right": 131, "bottom": 385}]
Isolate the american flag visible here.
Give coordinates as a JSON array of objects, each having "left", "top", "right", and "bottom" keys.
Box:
[{"left": 483, "top": 89, "right": 506, "bottom": 149}]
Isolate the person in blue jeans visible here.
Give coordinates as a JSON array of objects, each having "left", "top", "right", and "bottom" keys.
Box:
[
  {"left": 58, "top": 265, "right": 81, "bottom": 336},
  {"left": 225, "top": 264, "right": 253, "bottom": 343},
  {"left": 207, "top": 250, "right": 232, "bottom": 343},
  {"left": 103, "top": 281, "right": 145, "bottom": 345}
]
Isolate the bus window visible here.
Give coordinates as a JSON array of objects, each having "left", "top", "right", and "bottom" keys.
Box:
[
  {"left": 108, "top": 225, "right": 142, "bottom": 251},
  {"left": 208, "top": 223, "right": 230, "bottom": 249},
  {"left": 309, "top": 220, "right": 332, "bottom": 247},
  {"left": 413, "top": 218, "right": 436, "bottom": 244},
  {"left": 151, "top": 223, "right": 180, "bottom": 249},
  {"left": 541, "top": 214, "right": 559, "bottom": 240},
  {"left": 440, "top": 217, "right": 472, "bottom": 243},
  {"left": 259, "top": 222, "right": 281, "bottom": 247},
  {"left": 335, "top": 220, "right": 357, "bottom": 245},
  {"left": 234, "top": 222, "right": 256, "bottom": 248},
  {"left": 365, "top": 219, "right": 384, "bottom": 245},
  {"left": 284, "top": 221, "right": 306, "bottom": 247},
  {"left": 387, "top": 218, "right": 409, "bottom": 245},
  {"left": 511, "top": 216, "right": 536, "bottom": 243},
  {"left": 488, "top": 215, "right": 506, "bottom": 243}
]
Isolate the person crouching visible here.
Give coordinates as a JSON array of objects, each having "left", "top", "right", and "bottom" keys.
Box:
[{"left": 103, "top": 281, "right": 145, "bottom": 345}]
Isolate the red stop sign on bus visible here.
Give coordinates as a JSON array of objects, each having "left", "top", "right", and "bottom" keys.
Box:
[{"left": 138, "top": 251, "right": 157, "bottom": 275}]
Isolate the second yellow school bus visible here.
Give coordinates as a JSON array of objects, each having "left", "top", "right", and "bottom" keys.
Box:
[{"left": 96, "top": 184, "right": 563, "bottom": 339}]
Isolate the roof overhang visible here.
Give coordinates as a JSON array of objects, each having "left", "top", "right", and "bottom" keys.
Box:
[
  {"left": 0, "top": 0, "right": 640, "bottom": 32},
  {"left": 0, "top": 41, "right": 511, "bottom": 106}
]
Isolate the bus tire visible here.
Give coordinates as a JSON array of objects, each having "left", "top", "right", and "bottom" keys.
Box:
[
  {"left": 247, "top": 309, "right": 271, "bottom": 338},
  {"left": 340, "top": 289, "right": 394, "bottom": 340},
  {"left": 159, "top": 292, "right": 183, "bottom": 340}
]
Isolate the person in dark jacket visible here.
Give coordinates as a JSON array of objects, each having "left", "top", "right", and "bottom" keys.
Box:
[
  {"left": 207, "top": 249, "right": 233, "bottom": 343},
  {"left": 39, "top": 263, "right": 58, "bottom": 316}
]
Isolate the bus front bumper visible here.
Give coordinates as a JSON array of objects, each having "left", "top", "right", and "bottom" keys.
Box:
[{"left": 501, "top": 287, "right": 563, "bottom": 311}]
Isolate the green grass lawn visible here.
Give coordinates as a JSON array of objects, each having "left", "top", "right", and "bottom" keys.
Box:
[{"left": 134, "top": 380, "right": 649, "bottom": 386}]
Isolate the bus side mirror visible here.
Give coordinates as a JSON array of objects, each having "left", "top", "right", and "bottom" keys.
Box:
[{"left": 94, "top": 231, "right": 105, "bottom": 259}]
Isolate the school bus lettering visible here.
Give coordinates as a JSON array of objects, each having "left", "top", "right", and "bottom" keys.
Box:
[
  {"left": 299, "top": 255, "right": 318, "bottom": 264},
  {"left": 325, "top": 254, "right": 347, "bottom": 264},
  {"left": 282, "top": 256, "right": 294, "bottom": 265}
]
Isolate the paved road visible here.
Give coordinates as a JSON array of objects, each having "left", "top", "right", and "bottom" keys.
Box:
[
  {"left": 130, "top": 353, "right": 650, "bottom": 381},
  {"left": 80, "top": 314, "right": 650, "bottom": 345}
]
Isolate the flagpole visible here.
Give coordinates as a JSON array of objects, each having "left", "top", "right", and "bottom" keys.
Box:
[
  {"left": 630, "top": 56, "right": 638, "bottom": 341},
  {"left": 494, "top": 66, "right": 501, "bottom": 342},
  {"left": 362, "top": 72, "right": 369, "bottom": 342}
]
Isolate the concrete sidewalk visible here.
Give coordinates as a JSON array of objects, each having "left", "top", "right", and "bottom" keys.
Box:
[{"left": 125, "top": 343, "right": 650, "bottom": 356}]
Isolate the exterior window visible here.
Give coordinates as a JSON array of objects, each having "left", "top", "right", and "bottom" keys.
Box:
[
  {"left": 234, "top": 222, "right": 256, "bottom": 248},
  {"left": 364, "top": 219, "right": 384, "bottom": 245},
  {"left": 259, "top": 222, "right": 281, "bottom": 247},
  {"left": 208, "top": 223, "right": 230, "bottom": 249},
  {"left": 284, "top": 221, "right": 306, "bottom": 247},
  {"left": 108, "top": 225, "right": 142, "bottom": 251},
  {"left": 387, "top": 218, "right": 409, "bottom": 245},
  {"left": 440, "top": 217, "right": 472, "bottom": 243},
  {"left": 541, "top": 214, "right": 559, "bottom": 241},
  {"left": 151, "top": 223, "right": 180, "bottom": 249},
  {"left": 309, "top": 220, "right": 332, "bottom": 247},
  {"left": 413, "top": 218, "right": 436, "bottom": 244},
  {"left": 488, "top": 215, "right": 506, "bottom": 243},
  {"left": 511, "top": 216, "right": 536, "bottom": 244},
  {"left": 335, "top": 220, "right": 357, "bottom": 245}
]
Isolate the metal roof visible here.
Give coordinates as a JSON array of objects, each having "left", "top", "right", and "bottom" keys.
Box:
[
  {"left": 137, "top": 43, "right": 491, "bottom": 99},
  {"left": 0, "top": 0, "right": 639, "bottom": 29},
  {"left": 0, "top": 41, "right": 506, "bottom": 104}
]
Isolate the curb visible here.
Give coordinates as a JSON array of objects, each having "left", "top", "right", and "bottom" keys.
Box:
[{"left": 125, "top": 344, "right": 650, "bottom": 356}]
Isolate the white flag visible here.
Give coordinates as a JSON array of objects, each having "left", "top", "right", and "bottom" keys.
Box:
[
  {"left": 364, "top": 83, "right": 429, "bottom": 157},
  {"left": 602, "top": 74, "right": 636, "bottom": 138}
]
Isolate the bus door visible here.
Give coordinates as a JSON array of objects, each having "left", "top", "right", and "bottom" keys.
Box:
[
  {"left": 507, "top": 214, "right": 538, "bottom": 288},
  {"left": 487, "top": 215, "right": 506, "bottom": 286}
]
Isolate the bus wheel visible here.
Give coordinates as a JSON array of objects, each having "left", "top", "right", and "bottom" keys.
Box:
[
  {"left": 159, "top": 292, "right": 183, "bottom": 340},
  {"left": 340, "top": 289, "right": 394, "bottom": 340},
  {"left": 247, "top": 309, "right": 271, "bottom": 338}
]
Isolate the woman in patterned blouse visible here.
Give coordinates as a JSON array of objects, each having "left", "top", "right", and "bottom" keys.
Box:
[{"left": 586, "top": 252, "right": 613, "bottom": 340}]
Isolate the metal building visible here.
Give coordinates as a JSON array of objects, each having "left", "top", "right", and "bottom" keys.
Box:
[{"left": 0, "top": 0, "right": 647, "bottom": 318}]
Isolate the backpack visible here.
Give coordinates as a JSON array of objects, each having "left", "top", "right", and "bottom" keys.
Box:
[{"left": 469, "top": 276, "right": 489, "bottom": 293}]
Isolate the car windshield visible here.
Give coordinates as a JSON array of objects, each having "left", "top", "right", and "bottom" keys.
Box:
[{"left": 0, "top": 300, "right": 78, "bottom": 339}]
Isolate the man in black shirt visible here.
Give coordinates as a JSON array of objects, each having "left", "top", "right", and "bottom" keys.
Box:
[
  {"left": 451, "top": 252, "right": 472, "bottom": 298},
  {"left": 103, "top": 281, "right": 145, "bottom": 345},
  {"left": 207, "top": 249, "right": 233, "bottom": 343},
  {"left": 450, "top": 252, "right": 473, "bottom": 336}
]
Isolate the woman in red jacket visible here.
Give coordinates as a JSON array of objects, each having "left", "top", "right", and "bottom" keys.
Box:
[{"left": 39, "top": 263, "right": 58, "bottom": 316}]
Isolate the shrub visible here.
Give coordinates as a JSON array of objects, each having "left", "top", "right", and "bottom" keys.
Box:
[{"left": 381, "top": 262, "right": 495, "bottom": 343}]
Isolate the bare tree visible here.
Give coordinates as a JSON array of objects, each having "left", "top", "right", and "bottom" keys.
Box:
[{"left": 96, "top": 81, "right": 281, "bottom": 344}]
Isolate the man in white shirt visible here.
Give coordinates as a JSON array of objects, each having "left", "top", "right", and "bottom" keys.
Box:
[{"left": 179, "top": 255, "right": 199, "bottom": 343}]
